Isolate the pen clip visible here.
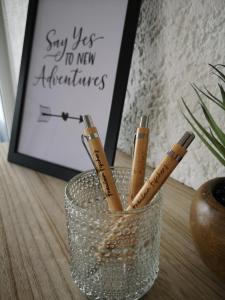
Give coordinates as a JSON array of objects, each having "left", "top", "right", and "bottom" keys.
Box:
[{"left": 81, "top": 134, "right": 98, "bottom": 173}]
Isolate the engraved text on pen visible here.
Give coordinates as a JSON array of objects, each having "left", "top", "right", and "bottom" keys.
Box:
[
  {"left": 94, "top": 150, "right": 113, "bottom": 197},
  {"left": 132, "top": 164, "right": 169, "bottom": 208}
]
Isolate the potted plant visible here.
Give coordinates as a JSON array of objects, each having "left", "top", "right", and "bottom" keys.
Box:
[{"left": 182, "top": 64, "right": 225, "bottom": 282}]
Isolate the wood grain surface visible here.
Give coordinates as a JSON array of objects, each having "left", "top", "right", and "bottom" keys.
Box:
[{"left": 0, "top": 143, "right": 225, "bottom": 299}]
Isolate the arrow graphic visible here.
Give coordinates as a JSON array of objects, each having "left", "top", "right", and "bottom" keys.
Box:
[{"left": 38, "top": 105, "right": 83, "bottom": 123}]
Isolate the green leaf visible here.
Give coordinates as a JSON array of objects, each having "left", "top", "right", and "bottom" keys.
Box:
[
  {"left": 191, "top": 86, "right": 225, "bottom": 145},
  {"left": 218, "top": 83, "right": 225, "bottom": 104},
  {"left": 203, "top": 85, "right": 225, "bottom": 110},
  {"left": 209, "top": 64, "right": 225, "bottom": 82},
  {"left": 201, "top": 85, "right": 221, "bottom": 103},
  {"left": 181, "top": 64, "right": 225, "bottom": 167},
  {"left": 199, "top": 101, "right": 225, "bottom": 148},
  {"left": 182, "top": 112, "right": 225, "bottom": 166},
  {"left": 191, "top": 84, "right": 205, "bottom": 103},
  {"left": 213, "top": 73, "right": 225, "bottom": 84},
  {"left": 209, "top": 128, "right": 216, "bottom": 139},
  {"left": 208, "top": 127, "right": 225, "bottom": 156},
  {"left": 191, "top": 83, "right": 225, "bottom": 112},
  {"left": 203, "top": 86, "right": 225, "bottom": 111},
  {"left": 181, "top": 98, "right": 225, "bottom": 157},
  {"left": 215, "top": 64, "right": 225, "bottom": 68}
]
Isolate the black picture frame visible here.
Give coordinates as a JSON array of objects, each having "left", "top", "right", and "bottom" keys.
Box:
[{"left": 8, "top": 0, "right": 142, "bottom": 181}]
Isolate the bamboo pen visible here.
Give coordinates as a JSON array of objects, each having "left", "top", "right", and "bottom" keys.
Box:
[
  {"left": 97, "top": 131, "right": 195, "bottom": 257},
  {"left": 82, "top": 115, "right": 123, "bottom": 212},
  {"left": 127, "top": 131, "right": 195, "bottom": 210},
  {"left": 128, "top": 115, "right": 149, "bottom": 204}
]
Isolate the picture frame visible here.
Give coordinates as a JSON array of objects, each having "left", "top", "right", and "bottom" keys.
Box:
[{"left": 8, "top": 0, "right": 142, "bottom": 181}]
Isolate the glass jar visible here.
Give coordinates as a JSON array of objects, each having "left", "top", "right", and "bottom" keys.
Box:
[{"left": 65, "top": 167, "right": 162, "bottom": 300}]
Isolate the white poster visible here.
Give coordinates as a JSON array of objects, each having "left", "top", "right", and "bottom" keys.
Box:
[{"left": 9, "top": 0, "right": 141, "bottom": 179}]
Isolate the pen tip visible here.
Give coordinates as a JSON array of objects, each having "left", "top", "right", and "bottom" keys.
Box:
[
  {"left": 178, "top": 131, "right": 195, "bottom": 149},
  {"left": 83, "top": 115, "right": 94, "bottom": 128},
  {"left": 139, "top": 115, "right": 149, "bottom": 128}
]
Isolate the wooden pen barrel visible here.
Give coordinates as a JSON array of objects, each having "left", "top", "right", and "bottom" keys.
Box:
[
  {"left": 128, "top": 127, "right": 149, "bottom": 204},
  {"left": 84, "top": 126, "right": 123, "bottom": 212}
]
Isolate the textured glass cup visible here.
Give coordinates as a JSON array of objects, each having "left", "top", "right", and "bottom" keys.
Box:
[{"left": 64, "top": 167, "right": 162, "bottom": 300}]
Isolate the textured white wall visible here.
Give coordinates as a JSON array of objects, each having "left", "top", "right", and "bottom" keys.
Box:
[
  {"left": 118, "top": 0, "right": 225, "bottom": 189},
  {"left": 2, "top": 0, "right": 28, "bottom": 86}
]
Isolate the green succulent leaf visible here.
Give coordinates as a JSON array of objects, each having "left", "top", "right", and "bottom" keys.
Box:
[
  {"left": 202, "top": 86, "right": 225, "bottom": 111},
  {"left": 196, "top": 84, "right": 222, "bottom": 104},
  {"left": 201, "top": 84, "right": 225, "bottom": 105},
  {"left": 209, "top": 64, "right": 225, "bottom": 83},
  {"left": 191, "top": 86, "right": 225, "bottom": 146},
  {"left": 215, "top": 64, "right": 225, "bottom": 68},
  {"left": 208, "top": 127, "right": 225, "bottom": 155},
  {"left": 199, "top": 102, "right": 225, "bottom": 148},
  {"left": 181, "top": 64, "right": 225, "bottom": 167},
  {"left": 209, "top": 128, "right": 216, "bottom": 139},
  {"left": 218, "top": 83, "right": 225, "bottom": 104},
  {"left": 181, "top": 98, "right": 225, "bottom": 157},
  {"left": 182, "top": 111, "right": 225, "bottom": 166},
  {"left": 191, "top": 84, "right": 206, "bottom": 103}
]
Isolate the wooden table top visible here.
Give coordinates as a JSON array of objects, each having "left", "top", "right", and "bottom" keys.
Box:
[{"left": 0, "top": 143, "right": 225, "bottom": 299}]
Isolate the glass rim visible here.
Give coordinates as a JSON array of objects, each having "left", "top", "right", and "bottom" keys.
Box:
[{"left": 65, "top": 166, "right": 161, "bottom": 215}]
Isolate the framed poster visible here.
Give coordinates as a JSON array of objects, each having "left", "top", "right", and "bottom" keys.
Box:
[{"left": 8, "top": 0, "right": 142, "bottom": 180}]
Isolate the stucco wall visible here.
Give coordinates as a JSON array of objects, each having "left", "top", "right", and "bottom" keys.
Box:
[
  {"left": 118, "top": 0, "right": 225, "bottom": 189},
  {"left": 2, "top": 0, "right": 28, "bottom": 87}
]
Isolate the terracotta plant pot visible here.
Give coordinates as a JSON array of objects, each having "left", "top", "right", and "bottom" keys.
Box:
[{"left": 190, "top": 177, "right": 225, "bottom": 283}]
